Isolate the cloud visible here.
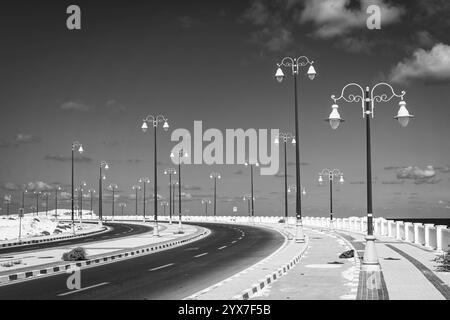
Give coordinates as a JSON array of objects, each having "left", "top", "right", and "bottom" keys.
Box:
[
  {"left": 44, "top": 154, "right": 93, "bottom": 163},
  {"left": 435, "top": 166, "right": 450, "bottom": 173},
  {"left": 384, "top": 166, "right": 402, "bottom": 170},
  {"left": 396, "top": 165, "right": 442, "bottom": 184},
  {"left": 60, "top": 101, "right": 93, "bottom": 112},
  {"left": 183, "top": 185, "right": 202, "bottom": 191},
  {"left": 25, "top": 181, "right": 53, "bottom": 192},
  {"left": 2, "top": 182, "right": 20, "bottom": 191},
  {"left": 250, "top": 27, "right": 294, "bottom": 52},
  {"left": 177, "top": 16, "right": 201, "bottom": 28},
  {"left": 298, "top": 0, "right": 404, "bottom": 39},
  {"left": 15, "top": 134, "right": 41, "bottom": 144},
  {"left": 105, "top": 99, "right": 126, "bottom": 112},
  {"left": 389, "top": 43, "right": 450, "bottom": 84}
]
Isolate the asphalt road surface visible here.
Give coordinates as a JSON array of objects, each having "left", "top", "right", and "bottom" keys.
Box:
[
  {"left": 0, "top": 222, "right": 284, "bottom": 300},
  {"left": 0, "top": 222, "right": 152, "bottom": 255}
]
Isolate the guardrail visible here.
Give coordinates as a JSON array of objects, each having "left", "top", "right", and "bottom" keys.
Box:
[{"left": 152, "top": 215, "right": 450, "bottom": 254}]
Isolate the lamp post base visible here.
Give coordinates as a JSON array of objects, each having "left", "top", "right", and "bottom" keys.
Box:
[
  {"left": 295, "top": 220, "right": 305, "bottom": 243},
  {"left": 329, "top": 219, "right": 335, "bottom": 232},
  {"left": 98, "top": 219, "right": 103, "bottom": 228},
  {"left": 362, "top": 235, "right": 380, "bottom": 271},
  {"left": 153, "top": 221, "right": 160, "bottom": 237},
  {"left": 169, "top": 218, "right": 172, "bottom": 225},
  {"left": 178, "top": 220, "right": 184, "bottom": 234}
]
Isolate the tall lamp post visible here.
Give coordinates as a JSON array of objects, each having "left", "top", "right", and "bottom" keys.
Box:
[
  {"left": 163, "top": 168, "right": 176, "bottom": 224},
  {"left": 171, "top": 149, "right": 188, "bottom": 233},
  {"left": 328, "top": 82, "right": 413, "bottom": 269},
  {"left": 138, "top": 177, "right": 150, "bottom": 222},
  {"left": 172, "top": 181, "right": 177, "bottom": 222},
  {"left": 274, "top": 132, "right": 295, "bottom": 227},
  {"left": 275, "top": 56, "right": 316, "bottom": 242},
  {"left": 243, "top": 194, "right": 255, "bottom": 217},
  {"left": 76, "top": 181, "right": 86, "bottom": 222},
  {"left": 141, "top": 114, "right": 170, "bottom": 237},
  {"left": 108, "top": 184, "right": 118, "bottom": 221},
  {"left": 161, "top": 201, "right": 168, "bottom": 218},
  {"left": 88, "top": 189, "right": 95, "bottom": 217},
  {"left": 4, "top": 195, "right": 11, "bottom": 217},
  {"left": 132, "top": 185, "right": 141, "bottom": 217},
  {"left": 318, "top": 169, "right": 344, "bottom": 230},
  {"left": 54, "top": 186, "right": 61, "bottom": 219},
  {"left": 119, "top": 203, "right": 126, "bottom": 216},
  {"left": 244, "top": 161, "right": 258, "bottom": 224},
  {"left": 71, "top": 141, "right": 84, "bottom": 229},
  {"left": 33, "top": 191, "right": 41, "bottom": 216},
  {"left": 98, "top": 161, "right": 109, "bottom": 226},
  {"left": 209, "top": 172, "right": 221, "bottom": 221},
  {"left": 21, "top": 189, "right": 28, "bottom": 213},
  {"left": 43, "top": 192, "right": 49, "bottom": 217},
  {"left": 201, "top": 199, "right": 211, "bottom": 220}
]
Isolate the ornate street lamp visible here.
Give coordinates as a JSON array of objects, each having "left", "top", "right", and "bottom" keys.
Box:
[
  {"left": 171, "top": 149, "right": 188, "bottom": 233},
  {"left": 132, "top": 185, "right": 141, "bottom": 217},
  {"left": 138, "top": 177, "right": 150, "bottom": 222},
  {"left": 98, "top": 161, "right": 109, "bottom": 225},
  {"left": 71, "top": 141, "right": 84, "bottom": 228},
  {"left": 108, "top": 184, "right": 118, "bottom": 221},
  {"left": 275, "top": 55, "right": 316, "bottom": 242},
  {"left": 318, "top": 169, "right": 344, "bottom": 230},
  {"left": 163, "top": 168, "right": 176, "bottom": 224},
  {"left": 209, "top": 172, "right": 221, "bottom": 221},
  {"left": 243, "top": 194, "right": 255, "bottom": 217},
  {"left": 142, "top": 114, "right": 170, "bottom": 237},
  {"left": 201, "top": 199, "right": 212, "bottom": 220},
  {"left": 275, "top": 132, "right": 295, "bottom": 227},
  {"left": 328, "top": 82, "right": 413, "bottom": 269},
  {"left": 244, "top": 161, "right": 258, "bottom": 223},
  {"left": 54, "top": 186, "right": 61, "bottom": 219},
  {"left": 119, "top": 202, "right": 126, "bottom": 216}
]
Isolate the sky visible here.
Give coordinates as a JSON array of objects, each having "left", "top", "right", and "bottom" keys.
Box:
[{"left": 1, "top": 0, "right": 450, "bottom": 219}]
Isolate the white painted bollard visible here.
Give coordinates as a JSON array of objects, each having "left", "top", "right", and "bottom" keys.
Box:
[
  {"left": 380, "top": 219, "right": 387, "bottom": 236},
  {"left": 424, "top": 224, "right": 436, "bottom": 249},
  {"left": 413, "top": 223, "right": 425, "bottom": 245},
  {"left": 387, "top": 220, "right": 395, "bottom": 238},
  {"left": 404, "top": 222, "right": 413, "bottom": 242},
  {"left": 396, "top": 221, "right": 404, "bottom": 240}
]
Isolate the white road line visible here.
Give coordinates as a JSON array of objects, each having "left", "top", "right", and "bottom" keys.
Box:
[
  {"left": 194, "top": 253, "right": 208, "bottom": 258},
  {"left": 231, "top": 240, "right": 237, "bottom": 243},
  {"left": 218, "top": 246, "right": 227, "bottom": 250},
  {"left": 57, "top": 282, "right": 109, "bottom": 297},
  {"left": 149, "top": 263, "right": 174, "bottom": 271}
]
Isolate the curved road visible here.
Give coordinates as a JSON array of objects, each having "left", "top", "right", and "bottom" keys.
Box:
[
  {"left": 0, "top": 222, "right": 152, "bottom": 255},
  {"left": 0, "top": 223, "right": 284, "bottom": 300}
]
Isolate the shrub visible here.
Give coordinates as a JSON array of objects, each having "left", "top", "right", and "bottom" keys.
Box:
[
  {"left": 41, "top": 231, "right": 50, "bottom": 236},
  {"left": 278, "top": 218, "right": 285, "bottom": 223},
  {"left": 434, "top": 252, "right": 450, "bottom": 272},
  {"left": 62, "top": 247, "right": 87, "bottom": 261}
]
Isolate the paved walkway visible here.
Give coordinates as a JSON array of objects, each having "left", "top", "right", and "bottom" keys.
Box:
[
  {"left": 252, "top": 228, "right": 358, "bottom": 300},
  {"left": 185, "top": 223, "right": 308, "bottom": 300},
  {"left": 0, "top": 222, "right": 199, "bottom": 276},
  {"left": 336, "top": 229, "right": 449, "bottom": 300}
]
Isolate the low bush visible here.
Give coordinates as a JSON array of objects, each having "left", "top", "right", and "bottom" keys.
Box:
[
  {"left": 434, "top": 252, "right": 450, "bottom": 272},
  {"left": 278, "top": 218, "right": 285, "bottom": 223},
  {"left": 62, "top": 247, "right": 87, "bottom": 261}
]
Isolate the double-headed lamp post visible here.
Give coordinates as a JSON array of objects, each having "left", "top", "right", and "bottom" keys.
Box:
[
  {"left": 171, "top": 149, "right": 188, "bottom": 233},
  {"left": 76, "top": 181, "right": 86, "bottom": 222},
  {"left": 327, "top": 82, "right": 414, "bottom": 269},
  {"left": 108, "top": 184, "right": 118, "bottom": 221},
  {"left": 161, "top": 201, "right": 168, "bottom": 218},
  {"left": 142, "top": 115, "right": 170, "bottom": 237},
  {"left": 88, "top": 189, "right": 95, "bottom": 217},
  {"left": 132, "top": 185, "right": 141, "bottom": 217},
  {"left": 243, "top": 194, "right": 255, "bottom": 217},
  {"left": 71, "top": 141, "right": 84, "bottom": 227},
  {"left": 274, "top": 132, "right": 295, "bottom": 226},
  {"left": 54, "top": 186, "right": 61, "bottom": 219},
  {"left": 244, "top": 161, "right": 258, "bottom": 223},
  {"left": 275, "top": 56, "right": 316, "bottom": 243},
  {"left": 318, "top": 169, "right": 344, "bottom": 230},
  {"left": 33, "top": 191, "right": 41, "bottom": 216},
  {"left": 209, "top": 172, "right": 221, "bottom": 221},
  {"left": 138, "top": 177, "right": 150, "bottom": 222},
  {"left": 119, "top": 203, "right": 126, "bottom": 216},
  {"left": 201, "top": 199, "right": 211, "bottom": 220},
  {"left": 98, "top": 161, "right": 109, "bottom": 225},
  {"left": 163, "top": 168, "right": 176, "bottom": 224}
]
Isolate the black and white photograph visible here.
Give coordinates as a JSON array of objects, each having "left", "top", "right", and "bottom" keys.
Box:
[{"left": 0, "top": 0, "right": 449, "bottom": 309}]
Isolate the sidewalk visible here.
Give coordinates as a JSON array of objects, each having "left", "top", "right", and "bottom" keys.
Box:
[
  {"left": 185, "top": 223, "right": 308, "bottom": 300},
  {"left": 0, "top": 222, "right": 203, "bottom": 278},
  {"left": 252, "top": 228, "right": 359, "bottom": 300},
  {"left": 335, "top": 229, "right": 450, "bottom": 300}
]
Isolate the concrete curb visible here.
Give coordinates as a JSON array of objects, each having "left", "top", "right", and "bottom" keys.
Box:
[
  {"left": 0, "top": 225, "right": 109, "bottom": 250},
  {"left": 232, "top": 234, "right": 309, "bottom": 300},
  {"left": 0, "top": 226, "right": 210, "bottom": 286}
]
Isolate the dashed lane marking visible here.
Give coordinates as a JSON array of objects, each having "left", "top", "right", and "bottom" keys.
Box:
[
  {"left": 149, "top": 263, "right": 175, "bottom": 271},
  {"left": 57, "top": 282, "right": 109, "bottom": 297},
  {"left": 218, "top": 246, "right": 227, "bottom": 250},
  {"left": 194, "top": 253, "right": 208, "bottom": 258}
]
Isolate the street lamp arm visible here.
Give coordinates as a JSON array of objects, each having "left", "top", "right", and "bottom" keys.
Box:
[
  {"left": 143, "top": 114, "right": 168, "bottom": 126},
  {"left": 370, "top": 83, "right": 406, "bottom": 115},
  {"left": 331, "top": 82, "right": 365, "bottom": 105}
]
